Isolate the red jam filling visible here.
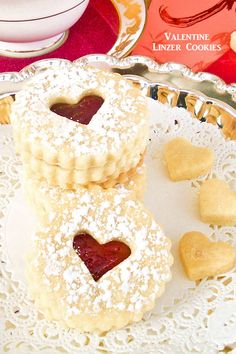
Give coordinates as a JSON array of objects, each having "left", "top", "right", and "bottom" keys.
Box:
[
  {"left": 73, "top": 233, "right": 131, "bottom": 281},
  {"left": 50, "top": 95, "right": 104, "bottom": 125}
]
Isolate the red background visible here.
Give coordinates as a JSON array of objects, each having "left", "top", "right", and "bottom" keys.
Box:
[{"left": 0, "top": 0, "right": 235, "bottom": 84}]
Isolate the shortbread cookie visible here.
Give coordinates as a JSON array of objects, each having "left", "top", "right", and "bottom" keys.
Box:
[
  {"left": 26, "top": 187, "right": 172, "bottom": 332},
  {"left": 115, "top": 165, "right": 147, "bottom": 201},
  {"left": 11, "top": 65, "right": 149, "bottom": 185},
  {"left": 0, "top": 96, "right": 13, "bottom": 124},
  {"left": 179, "top": 231, "right": 236, "bottom": 280},
  {"left": 22, "top": 150, "right": 145, "bottom": 188},
  {"left": 199, "top": 178, "right": 236, "bottom": 226},
  {"left": 23, "top": 164, "right": 147, "bottom": 222},
  {"left": 164, "top": 137, "right": 214, "bottom": 181}
]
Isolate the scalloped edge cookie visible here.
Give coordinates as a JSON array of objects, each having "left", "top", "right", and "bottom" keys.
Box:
[
  {"left": 11, "top": 64, "right": 149, "bottom": 185},
  {"left": 25, "top": 186, "right": 172, "bottom": 332}
]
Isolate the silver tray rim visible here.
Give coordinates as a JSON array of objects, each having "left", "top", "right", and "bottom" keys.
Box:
[{"left": 0, "top": 54, "right": 235, "bottom": 117}]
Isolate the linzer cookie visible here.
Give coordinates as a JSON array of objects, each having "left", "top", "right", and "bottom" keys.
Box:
[
  {"left": 22, "top": 150, "right": 145, "bottom": 189},
  {"left": 25, "top": 186, "right": 172, "bottom": 332},
  {"left": 114, "top": 164, "right": 147, "bottom": 201},
  {"left": 23, "top": 164, "right": 147, "bottom": 222},
  {"left": 11, "top": 64, "right": 149, "bottom": 187}
]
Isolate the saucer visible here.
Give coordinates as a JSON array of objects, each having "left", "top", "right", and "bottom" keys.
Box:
[{"left": 0, "top": 0, "right": 146, "bottom": 64}]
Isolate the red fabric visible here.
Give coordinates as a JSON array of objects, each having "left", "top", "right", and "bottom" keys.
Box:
[
  {"left": 206, "top": 50, "right": 236, "bottom": 84},
  {"left": 0, "top": 0, "right": 119, "bottom": 73},
  {"left": 0, "top": 0, "right": 235, "bottom": 85}
]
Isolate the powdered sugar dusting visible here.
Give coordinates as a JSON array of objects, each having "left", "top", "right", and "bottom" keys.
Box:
[
  {"left": 11, "top": 64, "right": 149, "bottom": 161},
  {"left": 32, "top": 186, "right": 172, "bottom": 316}
]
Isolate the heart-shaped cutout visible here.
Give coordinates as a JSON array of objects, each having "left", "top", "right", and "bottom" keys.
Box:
[
  {"left": 50, "top": 95, "right": 104, "bottom": 125},
  {"left": 73, "top": 233, "right": 131, "bottom": 281},
  {"left": 179, "top": 231, "right": 236, "bottom": 280},
  {"left": 200, "top": 178, "right": 236, "bottom": 225},
  {"left": 164, "top": 137, "right": 214, "bottom": 181}
]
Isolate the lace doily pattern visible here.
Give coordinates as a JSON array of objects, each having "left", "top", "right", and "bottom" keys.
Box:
[{"left": 0, "top": 98, "right": 236, "bottom": 353}]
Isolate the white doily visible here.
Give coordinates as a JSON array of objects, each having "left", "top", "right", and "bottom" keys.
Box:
[{"left": 0, "top": 98, "right": 236, "bottom": 354}]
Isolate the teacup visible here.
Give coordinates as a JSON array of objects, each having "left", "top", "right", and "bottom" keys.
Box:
[{"left": 0, "top": 0, "right": 90, "bottom": 57}]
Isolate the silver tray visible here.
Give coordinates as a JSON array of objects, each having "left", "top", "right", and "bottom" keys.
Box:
[{"left": 0, "top": 54, "right": 236, "bottom": 140}]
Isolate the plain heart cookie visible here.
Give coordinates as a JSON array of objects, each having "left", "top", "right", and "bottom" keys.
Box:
[
  {"left": 199, "top": 178, "right": 236, "bottom": 226},
  {"left": 164, "top": 137, "right": 214, "bottom": 181},
  {"left": 179, "top": 231, "right": 236, "bottom": 280},
  {"left": 26, "top": 186, "right": 172, "bottom": 332}
]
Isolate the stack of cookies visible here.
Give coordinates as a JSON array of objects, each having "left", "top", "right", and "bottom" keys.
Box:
[
  {"left": 10, "top": 64, "right": 172, "bottom": 333},
  {"left": 11, "top": 65, "right": 148, "bottom": 197}
]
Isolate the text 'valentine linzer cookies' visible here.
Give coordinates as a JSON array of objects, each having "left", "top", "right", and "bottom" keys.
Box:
[
  {"left": 25, "top": 187, "right": 172, "bottom": 333},
  {"left": 10, "top": 64, "right": 149, "bottom": 187},
  {"left": 164, "top": 138, "right": 214, "bottom": 181},
  {"left": 179, "top": 231, "right": 236, "bottom": 281},
  {"left": 199, "top": 179, "right": 236, "bottom": 226}
]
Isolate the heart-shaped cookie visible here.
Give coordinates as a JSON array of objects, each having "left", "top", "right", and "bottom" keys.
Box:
[
  {"left": 164, "top": 137, "right": 214, "bottom": 181},
  {"left": 73, "top": 233, "right": 131, "bottom": 281},
  {"left": 51, "top": 95, "right": 104, "bottom": 125},
  {"left": 179, "top": 231, "right": 236, "bottom": 280},
  {"left": 200, "top": 178, "right": 236, "bottom": 226}
]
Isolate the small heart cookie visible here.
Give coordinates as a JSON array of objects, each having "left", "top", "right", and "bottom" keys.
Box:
[
  {"left": 179, "top": 231, "right": 236, "bottom": 280},
  {"left": 200, "top": 179, "right": 236, "bottom": 226},
  {"left": 164, "top": 138, "right": 214, "bottom": 181}
]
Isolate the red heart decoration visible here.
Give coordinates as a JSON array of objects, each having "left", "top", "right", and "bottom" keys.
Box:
[
  {"left": 73, "top": 233, "right": 131, "bottom": 281},
  {"left": 50, "top": 95, "right": 104, "bottom": 125}
]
